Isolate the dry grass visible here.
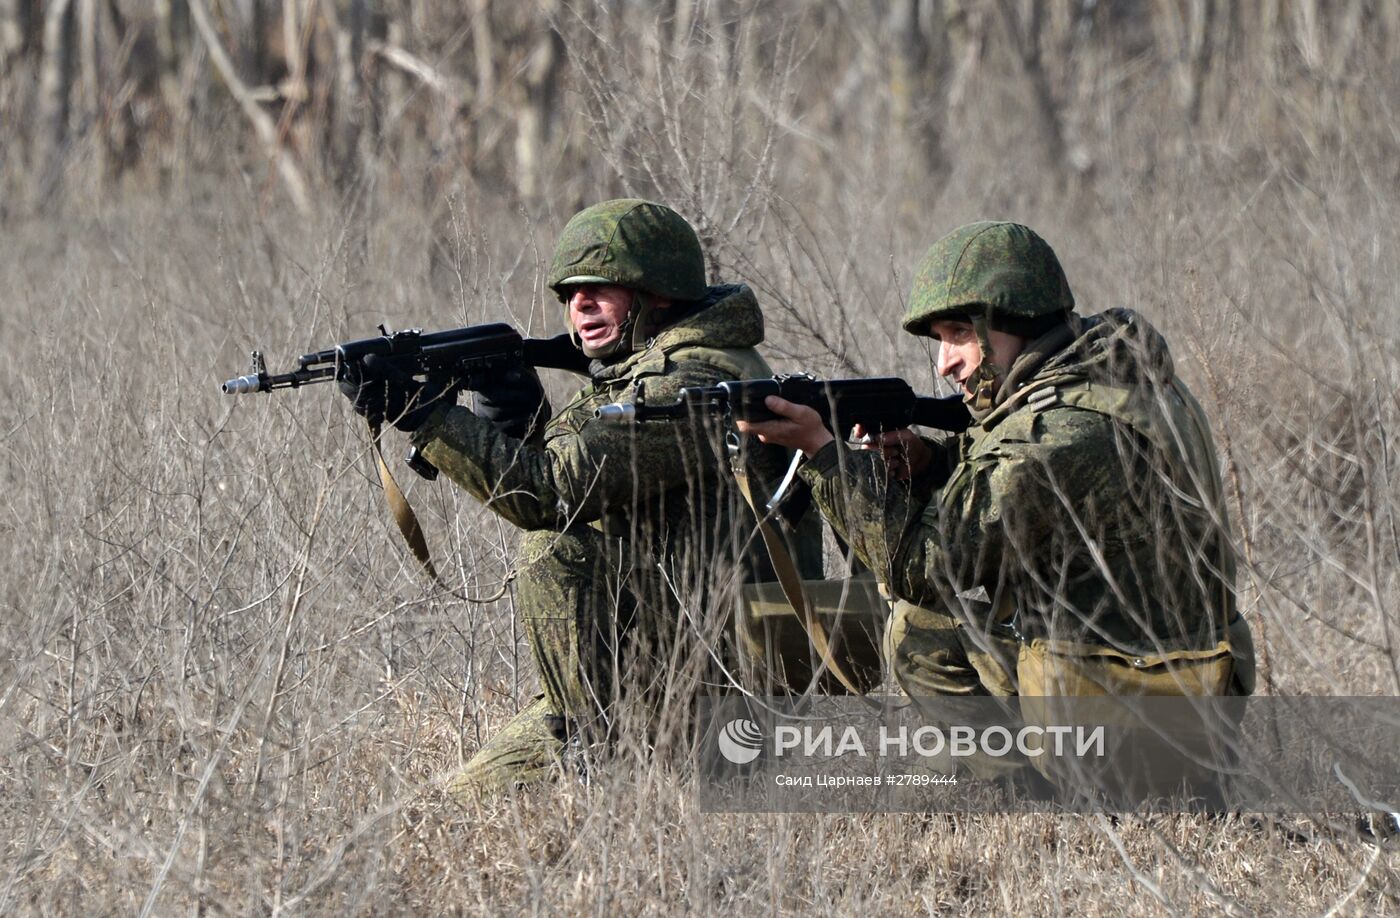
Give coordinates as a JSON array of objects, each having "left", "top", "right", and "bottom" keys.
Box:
[{"left": 3, "top": 4, "right": 1400, "bottom": 914}]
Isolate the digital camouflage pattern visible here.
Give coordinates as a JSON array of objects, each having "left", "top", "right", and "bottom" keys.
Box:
[
  {"left": 902, "top": 221, "right": 1074, "bottom": 335},
  {"left": 883, "top": 598, "right": 1017, "bottom": 697},
  {"left": 446, "top": 696, "right": 566, "bottom": 798},
  {"left": 413, "top": 284, "right": 816, "bottom": 795},
  {"left": 547, "top": 199, "right": 707, "bottom": 302},
  {"left": 801, "top": 307, "right": 1254, "bottom": 699}
]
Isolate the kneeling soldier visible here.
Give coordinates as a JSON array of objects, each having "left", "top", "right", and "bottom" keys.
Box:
[
  {"left": 740, "top": 222, "right": 1254, "bottom": 791},
  {"left": 341, "top": 200, "right": 812, "bottom": 795}
]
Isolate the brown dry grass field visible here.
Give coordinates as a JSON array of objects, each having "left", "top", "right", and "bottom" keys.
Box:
[{"left": 2, "top": 2, "right": 1400, "bottom": 914}]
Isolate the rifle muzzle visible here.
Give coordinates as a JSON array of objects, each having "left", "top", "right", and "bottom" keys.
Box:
[
  {"left": 222, "top": 374, "right": 262, "bottom": 395},
  {"left": 594, "top": 402, "right": 636, "bottom": 423}
]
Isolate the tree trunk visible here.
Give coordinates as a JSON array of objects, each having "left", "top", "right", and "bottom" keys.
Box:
[
  {"left": 671, "top": 0, "right": 695, "bottom": 59},
  {"left": 282, "top": 0, "right": 307, "bottom": 103},
  {"left": 0, "top": 0, "right": 23, "bottom": 73},
  {"left": 153, "top": 0, "right": 180, "bottom": 104},
  {"left": 471, "top": 0, "right": 494, "bottom": 111},
  {"left": 887, "top": 0, "right": 948, "bottom": 177},
  {"left": 326, "top": 0, "right": 364, "bottom": 189},
  {"left": 1184, "top": 0, "right": 1214, "bottom": 128},
  {"left": 995, "top": 0, "right": 1067, "bottom": 175},
  {"left": 379, "top": 17, "right": 407, "bottom": 165},
  {"left": 77, "top": 0, "right": 101, "bottom": 176},
  {"left": 944, "top": 0, "right": 987, "bottom": 112},
  {"left": 35, "top": 0, "right": 76, "bottom": 209},
  {"left": 1158, "top": 0, "right": 1214, "bottom": 129},
  {"left": 188, "top": 0, "right": 313, "bottom": 215},
  {"left": 515, "top": 0, "right": 561, "bottom": 204}
]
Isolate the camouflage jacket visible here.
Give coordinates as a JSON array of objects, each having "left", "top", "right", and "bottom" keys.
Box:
[
  {"left": 411, "top": 284, "right": 810, "bottom": 578},
  {"left": 801, "top": 309, "right": 1238, "bottom": 654}
]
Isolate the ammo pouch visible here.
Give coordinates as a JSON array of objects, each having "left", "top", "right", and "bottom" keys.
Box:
[
  {"left": 734, "top": 574, "right": 889, "bottom": 695},
  {"left": 1016, "top": 610, "right": 1255, "bottom": 698},
  {"left": 1016, "top": 639, "right": 1235, "bottom": 697},
  {"left": 1015, "top": 627, "right": 1251, "bottom": 805}
]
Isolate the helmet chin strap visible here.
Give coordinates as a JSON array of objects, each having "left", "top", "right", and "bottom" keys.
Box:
[
  {"left": 968, "top": 314, "right": 1003, "bottom": 412},
  {"left": 628, "top": 289, "right": 655, "bottom": 352}
]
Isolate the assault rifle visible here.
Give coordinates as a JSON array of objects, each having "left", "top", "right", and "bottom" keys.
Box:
[
  {"left": 220, "top": 321, "right": 591, "bottom": 582},
  {"left": 595, "top": 374, "right": 971, "bottom": 435},
  {"left": 221, "top": 321, "right": 590, "bottom": 397}
]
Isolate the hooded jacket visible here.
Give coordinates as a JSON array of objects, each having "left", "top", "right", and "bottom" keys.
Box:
[{"left": 801, "top": 309, "right": 1246, "bottom": 666}]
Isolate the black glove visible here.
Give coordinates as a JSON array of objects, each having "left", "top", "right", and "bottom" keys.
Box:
[
  {"left": 474, "top": 366, "right": 550, "bottom": 440},
  {"left": 337, "top": 354, "right": 450, "bottom": 433}
]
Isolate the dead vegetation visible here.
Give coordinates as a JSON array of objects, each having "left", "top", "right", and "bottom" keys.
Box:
[{"left": 2, "top": 1, "right": 1400, "bottom": 913}]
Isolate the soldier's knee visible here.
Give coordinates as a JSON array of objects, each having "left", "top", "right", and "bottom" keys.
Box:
[
  {"left": 519, "top": 527, "right": 593, "bottom": 575},
  {"left": 448, "top": 696, "right": 570, "bottom": 801},
  {"left": 885, "top": 600, "right": 951, "bottom": 665},
  {"left": 884, "top": 602, "right": 917, "bottom": 685},
  {"left": 516, "top": 528, "right": 609, "bottom": 619},
  {"left": 885, "top": 599, "right": 999, "bottom": 697},
  {"left": 886, "top": 600, "right": 949, "bottom": 693}
]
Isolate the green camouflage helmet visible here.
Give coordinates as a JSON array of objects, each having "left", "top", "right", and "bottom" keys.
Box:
[
  {"left": 902, "top": 221, "right": 1074, "bottom": 336},
  {"left": 547, "top": 199, "right": 707, "bottom": 302}
]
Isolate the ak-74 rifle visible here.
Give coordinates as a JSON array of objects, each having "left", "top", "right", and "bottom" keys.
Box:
[
  {"left": 220, "top": 321, "right": 590, "bottom": 583},
  {"left": 222, "top": 321, "right": 590, "bottom": 477},
  {"left": 596, "top": 372, "right": 970, "bottom": 515},
  {"left": 596, "top": 374, "right": 970, "bottom": 696},
  {"left": 222, "top": 321, "right": 588, "bottom": 398},
  {"left": 595, "top": 373, "right": 971, "bottom": 435}
]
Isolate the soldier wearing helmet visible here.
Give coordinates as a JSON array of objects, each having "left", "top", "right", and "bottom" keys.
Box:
[
  {"left": 341, "top": 200, "right": 817, "bottom": 796},
  {"left": 740, "top": 222, "right": 1255, "bottom": 718}
]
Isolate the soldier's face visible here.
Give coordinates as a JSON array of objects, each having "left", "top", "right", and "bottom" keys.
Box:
[
  {"left": 568, "top": 283, "right": 634, "bottom": 351},
  {"left": 930, "top": 319, "right": 1027, "bottom": 397}
]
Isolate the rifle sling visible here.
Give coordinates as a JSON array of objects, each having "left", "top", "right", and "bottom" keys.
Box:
[
  {"left": 367, "top": 419, "right": 518, "bottom": 602},
  {"left": 369, "top": 418, "right": 442, "bottom": 582},
  {"left": 731, "top": 458, "right": 865, "bottom": 695}
]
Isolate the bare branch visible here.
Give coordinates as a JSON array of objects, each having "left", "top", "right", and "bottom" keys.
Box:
[{"left": 187, "top": 0, "right": 312, "bottom": 215}]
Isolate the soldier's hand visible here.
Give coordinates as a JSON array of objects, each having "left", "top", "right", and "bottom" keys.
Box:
[
  {"left": 337, "top": 357, "right": 389, "bottom": 425},
  {"left": 852, "top": 424, "right": 933, "bottom": 481},
  {"left": 475, "top": 367, "right": 550, "bottom": 440},
  {"left": 736, "top": 396, "right": 835, "bottom": 457},
  {"left": 337, "top": 355, "right": 448, "bottom": 433}
]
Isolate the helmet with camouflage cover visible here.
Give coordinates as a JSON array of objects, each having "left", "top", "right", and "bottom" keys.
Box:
[
  {"left": 548, "top": 199, "right": 707, "bottom": 358},
  {"left": 903, "top": 221, "right": 1073, "bottom": 336},
  {"left": 904, "top": 221, "right": 1074, "bottom": 408}
]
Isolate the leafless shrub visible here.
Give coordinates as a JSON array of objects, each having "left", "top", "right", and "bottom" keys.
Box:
[{"left": 2, "top": 1, "right": 1400, "bottom": 914}]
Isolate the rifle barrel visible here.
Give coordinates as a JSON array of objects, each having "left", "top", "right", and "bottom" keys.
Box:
[{"left": 221, "top": 365, "right": 335, "bottom": 394}]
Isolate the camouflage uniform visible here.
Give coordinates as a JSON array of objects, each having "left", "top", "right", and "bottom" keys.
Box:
[
  {"left": 800, "top": 223, "right": 1255, "bottom": 702},
  {"left": 410, "top": 201, "right": 804, "bottom": 795}
]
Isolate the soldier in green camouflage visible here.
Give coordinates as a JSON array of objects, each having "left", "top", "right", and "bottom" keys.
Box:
[
  {"left": 740, "top": 221, "right": 1255, "bottom": 706},
  {"left": 341, "top": 200, "right": 811, "bottom": 795}
]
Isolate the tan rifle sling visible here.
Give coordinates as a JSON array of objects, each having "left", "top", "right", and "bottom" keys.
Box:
[
  {"left": 368, "top": 419, "right": 514, "bottom": 603},
  {"left": 369, "top": 418, "right": 440, "bottom": 581},
  {"left": 730, "top": 458, "right": 865, "bottom": 695}
]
